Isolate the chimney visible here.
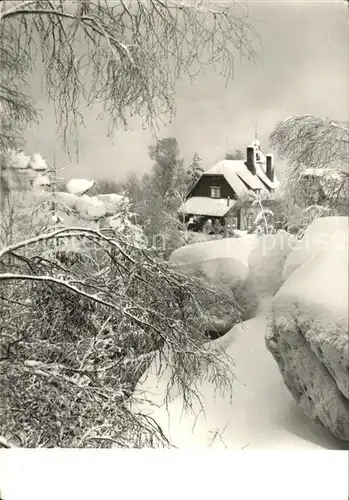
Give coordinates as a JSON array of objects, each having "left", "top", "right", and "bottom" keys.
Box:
[
  {"left": 266, "top": 154, "right": 274, "bottom": 182},
  {"left": 246, "top": 146, "right": 256, "bottom": 175}
]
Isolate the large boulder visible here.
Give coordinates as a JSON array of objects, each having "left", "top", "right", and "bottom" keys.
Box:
[
  {"left": 132, "top": 314, "right": 345, "bottom": 450},
  {"left": 170, "top": 237, "right": 259, "bottom": 336},
  {"left": 266, "top": 218, "right": 349, "bottom": 441},
  {"left": 248, "top": 230, "right": 297, "bottom": 298}
]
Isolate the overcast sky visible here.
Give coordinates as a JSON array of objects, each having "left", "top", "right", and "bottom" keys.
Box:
[{"left": 24, "top": 0, "right": 348, "bottom": 183}]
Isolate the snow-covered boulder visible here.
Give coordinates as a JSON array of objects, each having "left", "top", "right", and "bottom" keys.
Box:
[
  {"left": 248, "top": 231, "right": 297, "bottom": 298},
  {"left": 170, "top": 237, "right": 259, "bottom": 336},
  {"left": 266, "top": 224, "right": 349, "bottom": 442},
  {"left": 133, "top": 314, "right": 345, "bottom": 450},
  {"left": 66, "top": 178, "right": 95, "bottom": 196},
  {"left": 283, "top": 216, "right": 348, "bottom": 280}
]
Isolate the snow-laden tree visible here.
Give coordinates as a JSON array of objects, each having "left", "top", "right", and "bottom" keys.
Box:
[
  {"left": 186, "top": 152, "right": 204, "bottom": 190},
  {"left": 225, "top": 148, "right": 244, "bottom": 160},
  {"left": 270, "top": 115, "right": 349, "bottom": 214}
]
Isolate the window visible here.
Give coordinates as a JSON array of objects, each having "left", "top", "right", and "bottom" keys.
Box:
[
  {"left": 247, "top": 213, "right": 254, "bottom": 229},
  {"left": 210, "top": 186, "right": 221, "bottom": 198}
]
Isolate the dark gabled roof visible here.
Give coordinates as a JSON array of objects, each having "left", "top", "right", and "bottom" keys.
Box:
[{"left": 188, "top": 160, "right": 279, "bottom": 199}]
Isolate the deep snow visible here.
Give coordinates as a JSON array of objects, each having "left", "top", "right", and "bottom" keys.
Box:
[{"left": 134, "top": 298, "right": 347, "bottom": 450}]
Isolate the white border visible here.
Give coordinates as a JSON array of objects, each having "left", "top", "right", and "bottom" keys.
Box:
[{"left": 0, "top": 450, "right": 348, "bottom": 500}]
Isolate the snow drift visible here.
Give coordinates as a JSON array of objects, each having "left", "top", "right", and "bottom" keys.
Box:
[{"left": 133, "top": 311, "right": 345, "bottom": 450}]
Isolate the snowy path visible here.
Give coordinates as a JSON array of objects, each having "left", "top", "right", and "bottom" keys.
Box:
[{"left": 136, "top": 298, "right": 347, "bottom": 450}]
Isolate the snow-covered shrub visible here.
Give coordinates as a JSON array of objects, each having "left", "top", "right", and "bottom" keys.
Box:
[{"left": 0, "top": 222, "right": 238, "bottom": 448}]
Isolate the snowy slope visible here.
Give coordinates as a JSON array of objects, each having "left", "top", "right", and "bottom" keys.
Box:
[{"left": 134, "top": 302, "right": 346, "bottom": 450}]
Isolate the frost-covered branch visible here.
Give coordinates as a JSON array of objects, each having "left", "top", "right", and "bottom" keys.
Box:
[
  {"left": 0, "top": 0, "right": 257, "bottom": 153},
  {"left": 270, "top": 114, "right": 349, "bottom": 212},
  {"left": 0, "top": 222, "right": 237, "bottom": 447}
]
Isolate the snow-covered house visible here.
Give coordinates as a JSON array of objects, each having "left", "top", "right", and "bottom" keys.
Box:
[{"left": 178, "top": 138, "right": 280, "bottom": 231}]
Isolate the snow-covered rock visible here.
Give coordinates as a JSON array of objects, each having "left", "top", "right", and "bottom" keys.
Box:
[
  {"left": 248, "top": 231, "right": 296, "bottom": 298},
  {"left": 283, "top": 216, "right": 348, "bottom": 280},
  {"left": 66, "top": 178, "right": 95, "bottom": 196},
  {"left": 266, "top": 224, "right": 349, "bottom": 442},
  {"left": 133, "top": 313, "right": 345, "bottom": 450},
  {"left": 170, "top": 237, "right": 259, "bottom": 335}
]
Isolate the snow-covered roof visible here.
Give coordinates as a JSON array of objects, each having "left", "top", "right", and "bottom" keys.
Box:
[
  {"left": 198, "top": 159, "right": 279, "bottom": 199},
  {"left": 255, "top": 162, "right": 280, "bottom": 189},
  {"left": 178, "top": 196, "right": 237, "bottom": 217}
]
